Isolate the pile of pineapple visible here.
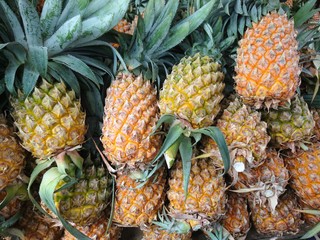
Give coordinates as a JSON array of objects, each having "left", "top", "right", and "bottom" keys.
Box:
[{"left": 0, "top": 0, "right": 319, "bottom": 239}]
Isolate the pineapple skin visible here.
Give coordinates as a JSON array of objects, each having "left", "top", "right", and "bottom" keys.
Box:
[
  {"left": 16, "top": 205, "right": 64, "bottom": 240},
  {"left": 235, "top": 149, "right": 289, "bottom": 210},
  {"left": 249, "top": 191, "right": 303, "bottom": 236},
  {"left": 0, "top": 115, "right": 25, "bottom": 190},
  {"left": 0, "top": 188, "right": 23, "bottom": 219},
  {"left": 284, "top": 142, "right": 320, "bottom": 209},
  {"left": 167, "top": 158, "right": 226, "bottom": 229},
  {"left": 159, "top": 53, "right": 225, "bottom": 128},
  {"left": 53, "top": 165, "right": 112, "bottom": 226},
  {"left": 141, "top": 225, "right": 192, "bottom": 240},
  {"left": 11, "top": 80, "right": 86, "bottom": 159},
  {"left": 102, "top": 73, "right": 161, "bottom": 167},
  {"left": 263, "top": 96, "right": 315, "bottom": 151},
  {"left": 63, "top": 212, "right": 122, "bottom": 240},
  {"left": 204, "top": 97, "right": 270, "bottom": 170},
  {"left": 221, "top": 192, "right": 250, "bottom": 239},
  {"left": 235, "top": 12, "right": 300, "bottom": 109},
  {"left": 113, "top": 167, "right": 166, "bottom": 226}
]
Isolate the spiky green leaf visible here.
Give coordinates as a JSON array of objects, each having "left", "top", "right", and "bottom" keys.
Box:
[
  {"left": 28, "top": 46, "right": 48, "bottom": 76},
  {"left": 51, "top": 54, "right": 99, "bottom": 86},
  {"left": 22, "top": 63, "right": 40, "bottom": 97},
  {"left": 294, "top": 0, "right": 317, "bottom": 28},
  {"left": 40, "top": 0, "right": 63, "bottom": 39},
  {"left": 179, "top": 136, "right": 192, "bottom": 199},
  {"left": 47, "top": 62, "right": 80, "bottom": 96},
  {"left": 0, "top": 1, "right": 25, "bottom": 44},
  {"left": 18, "top": 0, "right": 42, "bottom": 46},
  {"left": 45, "top": 15, "right": 82, "bottom": 56}
]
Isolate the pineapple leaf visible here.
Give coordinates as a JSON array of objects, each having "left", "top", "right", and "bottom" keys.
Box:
[
  {"left": 145, "top": 13, "right": 174, "bottom": 55},
  {"left": 0, "top": 211, "right": 23, "bottom": 229},
  {"left": 194, "top": 127, "right": 230, "bottom": 174},
  {"left": 68, "top": 14, "right": 114, "bottom": 47},
  {"left": 45, "top": 15, "right": 82, "bottom": 56},
  {"left": 51, "top": 55, "right": 99, "bottom": 86},
  {"left": 3, "top": 50, "right": 24, "bottom": 95},
  {"left": 27, "top": 158, "right": 55, "bottom": 217},
  {"left": 235, "top": 0, "right": 243, "bottom": 14},
  {"left": 300, "top": 222, "right": 320, "bottom": 239},
  {"left": 74, "top": 55, "right": 113, "bottom": 77},
  {"left": 39, "top": 167, "right": 91, "bottom": 240},
  {"left": 179, "top": 135, "right": 192, "bottom": 199},
  {"left": 22, "top": 63, "right": 40, "bottom": 97},
  {"left": 157, "top": 0, "right": 215, "bottom": 55},
  {"left": 0, "top": 1, "right": 25, "bottom": 44},
  {"left": 28, "top": 46, "right": 48, "bottom": 76},
  {"left": 93, "top": 0, "right": 130, "bottom": 29},
  {"left": 82, "top": 0, "right": 112, "bottom": 18},
  {"left": 151, "top": 123, "right": 185, "bottom": 164},
  {"left": 0, "top": 184, "right": 23, "bottom": 211},
  {"left": 47, "top": 62, "right": 80, "bottom": 96},
  {"left": 294, "top": 0, "right": 318, "bottom": 28},
  {"left": 18, "top": 0, "right": 42, "bottom": 46},
  {"left": 56, "top": 0, "right": 89, "bottom": 29},
  {"left": 40, "top": 0, "right": 62, "bottom": 40}
]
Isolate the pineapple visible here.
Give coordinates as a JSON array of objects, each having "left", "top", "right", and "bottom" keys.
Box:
[
  {"left": 284, "top": 142, "right": 320, "bottom": 209},
  {"left": 204, "top": 97, "right": 270, "bottom": 172},
  {"left": 101, "top": 73, "right": 161, "bottom": 167},
  {"left": 262, "top": 95, "right": 315, "bottom": 151},
  {"left": 11, "top": 80, "right": 86, "bottom": 159},
  {"left": 221, "top": 192, "right": 250, "bottom": 239},
  {"left": 113, "top": 167, "right": 166, "bottom": 226},
  {"left": 63, "top": 211, "right": 122, "bottom": 240},
  {"left": 159, "top": 53, "right": 225, "bottom": 129},
  {"left": 141, "top": 224, "right": 192, "bottom": 240},
  {"left": 249, "top": 191, "right": 303, "bottom": 236},
  {"left": 299, "top": 200, "right": 320, "bottom": 226},
  {"left": 52, "top": 164, "right": 112, "bottom": 226},
  {"left": 113, "top": 17, "right": 138, "bottom": 35},
  {"left": 102, "top": 0, "right": 215, "bottom": 167},
  {"left": 234, "top": 149, "right": 289, "bottom": 211},
  {"left": 1, "top": 0, "right": 133, "bottom": 238},
  {"left": 235, "top": 12, "right": 301, "bottom": 109},
  {"left": 167, "top": 157, "right": 226, "bottom": 230},
  {"left": 16, "top": 204, "right": 64, "bottom": 240},
  {"left": 0, "top": 115, "right": 25, "bottom": 190}
]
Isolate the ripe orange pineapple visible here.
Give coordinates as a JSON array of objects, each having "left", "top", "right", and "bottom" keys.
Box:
[
  {"left": 235, "top": 12, "right": 301, "bottom": 109},
  {"left": 113, "top": 167, "right": 166, "bottom": 226},
  {"left": 284, "top": 142, "right": 320, "bottom": 209},
  {"left": 167, "top": 156, "right": 226, "bottom": 230},
  {"left": 0, "top": 115, "right": 25, "bottom": 190},
  {"left": 221, "top": 192, "right": 250, "bottom": 239},
  {"left": 101, "top": 73, "right": 162, "bottom": 167},
  {"left": 249, "top": 191, "right": 303, "bottom": 236}
]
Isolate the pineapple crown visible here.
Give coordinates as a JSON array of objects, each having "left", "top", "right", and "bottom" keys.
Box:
[
  {"left": 117, "top": 0, "right": 216, "bottom": 83},
  {"left": 0, "top": 0, "right": 130, "bottom": 118},
  {"left": 151, "top": 207, "right": 192, "bottom": 235}
]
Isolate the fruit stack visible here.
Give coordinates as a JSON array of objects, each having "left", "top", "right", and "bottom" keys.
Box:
[{"left": 0, "top": 0, "right": 319, "bottom": 240}]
